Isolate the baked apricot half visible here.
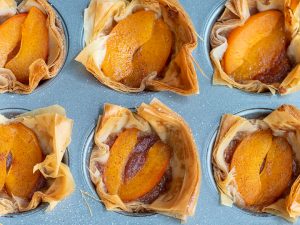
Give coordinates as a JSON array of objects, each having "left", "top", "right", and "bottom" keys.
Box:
[
  {"left": 210, "top": 0, "right": 300, "bottom": 94},
  {"left": 223, "top": 10, "right": 291, "bottom": 84},
  {"left": 213, "top": 105, "right": 300, "bottom": 222},
  {"left": 5, "top": 7, "right": 49, "bottom": 84},
  {"left": 0, "top": 123, "right": 44, "bottom": 199},
  {"left": 102, "top": 10, "right": 173, "bottom": 88},
  {"left": 230, "top": 130, "right": 293, "bottom": 207},
  {"left": 89, "top": 100, "right": 200, "bottom": 221},
  {"left": 103, "top": 129, "right": 171, "bottom": 203},
  {"left": 0, "top": 0, "right": 66, "bottom": 94}
]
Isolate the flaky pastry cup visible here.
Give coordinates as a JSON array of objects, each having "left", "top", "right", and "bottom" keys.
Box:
[
  {"left": 0, "top": 0, "right": 66, "bottom": 94},
  {"left": 0, "top": 105, "right": 75, "bottom": 215},
  {"left": 89, "top": 99, "right": 200, "bottom": 221},
  {"left": 210, "top": 0, "right": 300, "bottom": 95},
  {"left": 76, "top": 0, "right": 198, "bottom": 95},
  {"left": 213, "top": 105, "right": 300, "bottom": 222}
]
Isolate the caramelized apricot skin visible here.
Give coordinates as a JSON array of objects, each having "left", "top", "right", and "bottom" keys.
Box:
[
  {"left": 122, "top": 19, "right": 173, "bottom": 87},
  {"left": 5, "top": 7, "right": 49, "bottom": 84},
  {"left": 119, "top": 141, "right": 171, "bottom": 202},
  {"left": 102, "top": 11, "right": 156, "bottom": 81},
  {"left": 223, "top": 10, "right": 290, "bottom": 83},
  {"left": 0, "top": 123, "right": 43, "bottom": 199},
  {"left": 0, "top": 14, "right": 27, "bottom": 67},
  {"left": 230, "top": 130, "right": 293, "bottom": 207}
]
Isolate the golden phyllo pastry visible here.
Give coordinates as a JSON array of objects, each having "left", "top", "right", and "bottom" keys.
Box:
[
  {"left": 76, "top": 0, "right": 198, "bottom": 95},
  {"left": 0, "top": 105, "right": 74, "bottom": 215},
  {"left": 0, "top": 0, "right": 66, "bottom": 94},
  {"left": 89, "top": 99, "right": 200, "bottom": 221},
  {"left": 213, "top": 105, "right": 300, "bottom": 222},
  {"left": 210, "top": 0, "right": 300, "bottom": 94}
]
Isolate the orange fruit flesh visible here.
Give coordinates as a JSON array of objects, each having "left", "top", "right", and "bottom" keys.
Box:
[
  {"left": 102, "top": 11, "right": 156, "bottom": 82},
  {"left": 103, "top": 129, "right": 171, "bottom": 202},
  {"left": 102, "top": 10, "right": 173, "bottom": 87},
  {"left": 122, "top": 19, "right": 173, "bottom": 87},
  {"left": 223, "top": 10, "right": 291, "bottom": 83},
  {"left": 104, "top": 128, "right": 139, "bottom": 195},
  {"left": 119, "top": 141, "right": 171, "bottom": 202},
  {"left": 5, "top": 7, "right": 49, "bottom": 84},
  {"left": 0, "top": 123, "right": 43, "bottom": 199},
  {"left": 291, "top": 0, "right": 300, "bottom": 11},
  {"left": 0, "top": 14, "right": 27, "bottom": 67},
  {"left": 230, "top": 130, "right": 293, "bottom": 207},
  {"left": 230, "top": 130, "right": 272, "bottom": 205},
  {"left": 256, "top": 137, "right": 293, "bottom": 206},
  {"left": 0, "top": 126, "right": 14, "bottom": 191}
]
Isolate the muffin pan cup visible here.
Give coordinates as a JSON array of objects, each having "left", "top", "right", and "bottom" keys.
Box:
[{"left": 1, "top": 0, "right": 300, "bottom": 224}]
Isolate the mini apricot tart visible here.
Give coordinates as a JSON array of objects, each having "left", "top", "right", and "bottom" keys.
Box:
[
  {"left": 89, "top": 99, "right": 200, "bottom": 221},
  {"left": 212, "top": 105, "right": 300, "bottom": 222},
  {"left": 210, "top": 0, "right": 300, "bottom": 94},
  {"left": 0, "top": 105, "right": 74, "bottom": 215},
  {"left": 76, "top": 0, "right": 198, "bottom": 95},
  {"left": 0, "top": 0, "right": 66, "bottom": 94}
]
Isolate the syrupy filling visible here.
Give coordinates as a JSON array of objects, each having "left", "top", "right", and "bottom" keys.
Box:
[
  {"left": 101, "top": 132, "right": 172, "bottom": 204},
  {"left": 105, "top": 134, "right": 118, "bottom": 149},
  {"left": 253, "top": 48, "right": 292, "bottom": 84},
  {"left": 29, "top": 176, "right": 47, "bottom": 199},
  {"left": 124, "top": 134, "right": 159, "bottom": 181},
  {"left": 138, "top": 168, "right": 172, "bottom": 204},
  {"left": 224, "top": 139, "right": 241, "bottom": 165}
]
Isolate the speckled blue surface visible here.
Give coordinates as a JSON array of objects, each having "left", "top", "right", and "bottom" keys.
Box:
[{"left": 1, "top": 0, "right": 300, "bottom": 224}]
